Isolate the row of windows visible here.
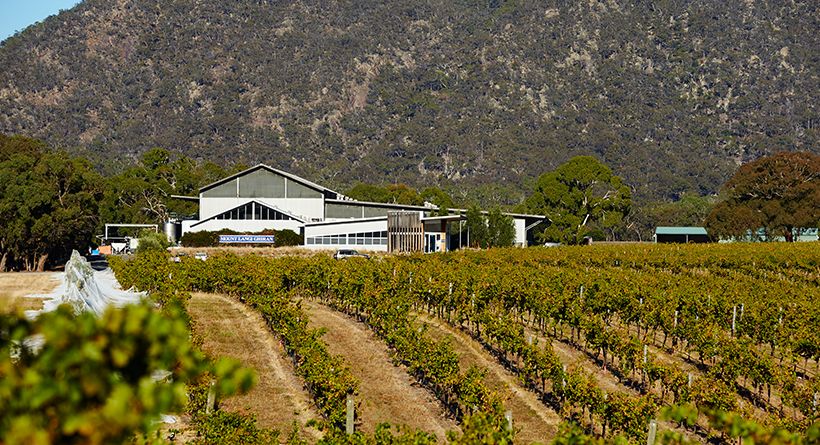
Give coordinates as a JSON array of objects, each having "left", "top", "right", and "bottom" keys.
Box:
[
  {"left": 307, "top": 231, "right": 389, "bottom": 246},
  {"left": 213, "top": 202, "right": 293, "bottom": 221}
]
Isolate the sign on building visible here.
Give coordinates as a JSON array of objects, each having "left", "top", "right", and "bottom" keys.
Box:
[{"left": 218, "top": 235, "right": 276, "bottom": 243}]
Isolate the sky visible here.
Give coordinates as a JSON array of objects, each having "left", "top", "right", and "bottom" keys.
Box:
[{"left": 1, "top": 0, "right": 81, "bottom": 41}]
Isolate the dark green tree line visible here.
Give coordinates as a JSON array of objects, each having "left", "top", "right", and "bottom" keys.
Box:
[{"left": 0, "top": 134, "right": 103, "bottom": 271}]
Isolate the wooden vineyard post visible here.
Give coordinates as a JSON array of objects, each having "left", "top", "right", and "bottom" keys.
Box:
[
  {"left": 647, "top": 418, "right": 658, "bottom": 445},
  {"left": 642, "top": 345, "right": 648, "bottom": 390},
  {"left": 205, "top": 380, "right": 216, "bottom": 415},
  {"left": 561, "top": 365, "right": 567, "bottom": 409},
  {"left": 346, "top": 394, "right": 355, "bottom": 435}
]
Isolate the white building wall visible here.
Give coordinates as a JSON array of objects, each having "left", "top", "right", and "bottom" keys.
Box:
[
  {"left": 303, "top": 218, "right": 389, "bottom": 252},
  {"left": 182, "top": 219, "right": 303, "bottom": 234},
  {"left": 514, "top": 218, "right": 527, "bottom": 247},
  {"left": 199, "top": 197, "right": 324, "bottom": 221}
]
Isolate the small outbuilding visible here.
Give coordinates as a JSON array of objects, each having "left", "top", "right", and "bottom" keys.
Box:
[{"left": 654, "top": 227, "right": 710, "bottom": 244}]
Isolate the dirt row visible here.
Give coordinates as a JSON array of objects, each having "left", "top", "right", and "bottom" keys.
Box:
[
  {"left": 305, "top": 305, "right": 461, "bottom": 440},
  {"left": 416, "top": 314, "right": 562, "bottom": 443},
  {"left": 190, "top": 294, "right": 463, "bottom": 443},
  {"left": 188, "top": 293, "right": 323, "bottom": 442},
  {"left": 190, "top": 295, "right": 572, "bottom": 444}
]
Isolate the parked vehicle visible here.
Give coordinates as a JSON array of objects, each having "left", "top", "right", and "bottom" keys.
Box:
[
  {"left": 333, "top": 249, "right": 370, "bottom": 260},
  {"left": 172, "top": 253, "right": 189, "bottom": 263},
  {"left": 195, "top": 252, "right": 208, "bottom": 261}
]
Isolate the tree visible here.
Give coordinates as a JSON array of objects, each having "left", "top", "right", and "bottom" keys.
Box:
[
  {"left": 421, "top": 187, "right": 455, "bottom": 216},
  {"left": 135, "top": 227, "right": 171, "bottom": 253},
  {"left": 525, "top": 156, "right": 631, "bottom": 245},
  {"left": 346, "top": 184, "right": 390, "bottom": 203},
  {"left": 487, "top": 207, "right": 516, "bottom": 247},
  {"left": 0, "top": 134, "right": 103, "bottom": 271},
  {"left": 705, "top": 151, "right": 820, "bottom": 242},
  {"left": 461, "top": 204, "right": 514, "bottom": 248},
  {"left": 101, "top": 149, "right": 206, "bottom": 226},
  {"left": 465, "top": 204, "right": 489, "bottom": 248}
]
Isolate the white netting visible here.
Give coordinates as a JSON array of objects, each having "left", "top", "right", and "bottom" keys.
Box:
[{"left": 25, "top": 250, "right": 147, "bottom": 320}]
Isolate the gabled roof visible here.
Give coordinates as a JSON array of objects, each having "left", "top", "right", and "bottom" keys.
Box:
[
  {"left": 199, "top": 164, "right": 343, "bottom": 198},
  {"left": 190, "top": 199, "right": 306, "bottom": 228}
]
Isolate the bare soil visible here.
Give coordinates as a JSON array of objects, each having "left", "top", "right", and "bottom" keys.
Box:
[
  {"left": 188, "top": 292, "right": 323, "bottom": 442},
  {"left": 306, "top": 304, "right": 462, "bottom": 442},
  {"left": 416, "top": 314, "right": 562, "bottom": 444}
]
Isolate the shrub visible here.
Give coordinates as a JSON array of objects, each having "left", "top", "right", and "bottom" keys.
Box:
[
  {"left": 179, "top": 230, "right": 221, "bottom": 248},
  {"left": 136, "top": 228, "right": 171, "bottom": 254},
  {"left": 0, "top": 303, "right": 255, "bottom": 444},
  {"left": 180, "top": 229, "right": 303, "bottom": 248},
  {"left": 195, "top": 409, "right": 280, "bottom": 445},
  {"left": 273, "top": 229, "right": 303, "bottom": 247}
]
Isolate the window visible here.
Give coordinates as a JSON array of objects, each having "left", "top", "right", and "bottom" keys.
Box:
[
  {"left": 212, "top": 202, "right": 292, "bottom": 221},
  {"left": 308, "top": 231, "right": 386, "bottom": 247}
]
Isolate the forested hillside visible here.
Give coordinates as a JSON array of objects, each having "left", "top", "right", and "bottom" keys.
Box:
[{"left": 1, "top": 0, "right": 818, "bottom": 207}]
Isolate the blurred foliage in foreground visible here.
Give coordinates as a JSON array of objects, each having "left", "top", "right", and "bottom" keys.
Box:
[{"left": 0, "top": 302, "right": 255, "bottom": 445}]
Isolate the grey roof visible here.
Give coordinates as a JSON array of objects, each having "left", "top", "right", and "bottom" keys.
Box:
[
  {"left": 199, "top": 164, "right": 342, "bottom": 197},
  {"left": 304, "top": 216, "right": 388, "bottom": 227},
  {"left": 325, "top": 198, "right": 429, "bottom": 211}
]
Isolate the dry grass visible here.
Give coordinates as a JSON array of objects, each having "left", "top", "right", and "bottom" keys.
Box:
[
  {"left": 417, "top": 313, "right": 561, "bottom": 444},
  {"left": 0, "top": 272, "right": 60, "bottom": 314},
  {"left": 187, "top": 292, "right": 323, "bottom": 443},
  {"left": 307, "top": 304, "right": 461, "bottom": 442}
]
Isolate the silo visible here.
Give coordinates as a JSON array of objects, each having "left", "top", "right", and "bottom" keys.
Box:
[{"left": 163, "top": 222, "right": 182, "bottom": 244}]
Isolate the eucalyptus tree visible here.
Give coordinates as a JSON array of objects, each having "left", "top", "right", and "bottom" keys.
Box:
[
  {"left": 0, "top": 133, "right": 102, "bottom": 271},
  {"left": 525, "top": 156, "right": 631, "bottom": 245}
]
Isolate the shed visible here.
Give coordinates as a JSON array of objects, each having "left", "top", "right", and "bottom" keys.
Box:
[{"left": 654, "top": 227, "right": 710, "bottom": 244}]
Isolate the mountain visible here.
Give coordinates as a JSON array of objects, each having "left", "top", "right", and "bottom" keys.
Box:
[{"left": 1, "top": 0, "right": 818, "bottom": 207}]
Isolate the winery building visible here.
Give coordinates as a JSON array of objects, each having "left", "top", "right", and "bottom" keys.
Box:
[{"left": 180, "top": 164, "right": 543, "bottom": 252}]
